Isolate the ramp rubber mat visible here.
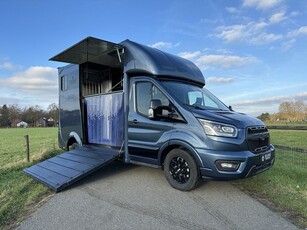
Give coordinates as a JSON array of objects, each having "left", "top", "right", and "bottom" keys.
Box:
[{"left": 23, "top": 146, "right": 121, "bottom": 192}]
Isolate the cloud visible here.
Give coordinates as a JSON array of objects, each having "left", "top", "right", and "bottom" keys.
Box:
[
  {"left": 215, "top": 6, "right": 295, "bottom": 45},
  {"left": 289, "top": 11, "right": 299, "bottom": 17},
  {"left": 207, "top": 77, "right": 235, "bottom": 84},
  {"left": 287, "top": 26, "right": 307, "bottom": 37},
  {"left": 226, "top": 7, "right": 240, "bottom": 14},
  {"left": 281, "top": 38, "right": 296, "bottom": 51},
  {"left": 269, "top": 11, "right": 287, "bottom": 24},
  {"left": 294, "top": 92, "right": 307, "bottom": 101},
  {"left": 242, "top": 0, "right": 283, "bottom": 10},
  {"left": 195, "top": 54, "right": 257, "bottom": 69},
  {"left": 215, "top": 24, "right": 245, "bottom": 43},
  {"left": 0, "top": 62, "right": 14, "bottom": 70},
  {"left": 0, "top": 66, "right": 57, "bottom": 92},
  {"left": 178, "top": 50, "right": 253, "bottom": 70},
  {"left": 215, "top": 21, "right": 282, "bottom": 44},
  {"left": 249, "top": 33, "right": 283, "bottom": 44},
  {"left": 0, "top": 66, "right": 58, "bottom": 108},
  {"left": 233, "top": 91, "right": 307, "bottom": 107},
  {"left": 148, "top": 41, "right": 180, "bottom": 49},
  {"left": 284, "top": 26, "right": 307, "bottom": 49},
  {"left": 178, "top": 51, "right": 201, "bottom": 60},
  {"left": 229, "top": 91, "right": 307, "bottom": 116},
  {"left": 0, "top": 61, "right": 23, "bottom": 71}
]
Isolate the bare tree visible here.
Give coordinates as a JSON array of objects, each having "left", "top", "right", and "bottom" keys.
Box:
[
  {"left": 278, "top": 101, "right": 306, "bottom": 122},
  {"left": 8, "top": 104, "right": 22, "bottom": 127},
  {"left": 22, "top": 105, "right": 45, "bottom": 127},
  {"left": 47, "top": 103, "right": 59, "bottom": 126}
]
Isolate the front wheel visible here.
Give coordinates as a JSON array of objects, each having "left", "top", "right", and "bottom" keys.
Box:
[{"left": 164, "top": 148, "right": 199, "bottom": 191}]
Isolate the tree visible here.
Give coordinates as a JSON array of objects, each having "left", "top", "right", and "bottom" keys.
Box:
[
  {"left": 22, "top": 105, "right": 45, "bottom": 127},
  {"left": 47, "top": 103, "right": 59, "bottom": 126},
  {"left": 279, "top": 102, "right": 292, "bottom": 115},
  {"left": 8, "top": 104, "right": 22, "bottom": 127},
  {"left": 257, "top": 113, "right": 270, "bottom": 122},
  {"left": 0, "top": 104, "right": 10, "bottom": 127},
  {"left": 0, "top": 103, "right": 60, "bottom": 127},
  {"left": 278, "top": 101, "right": 306, "bottom": 122}
]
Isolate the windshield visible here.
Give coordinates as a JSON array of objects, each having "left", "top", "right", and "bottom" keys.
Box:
[{"left": 161, "top": 81, "right": 229, "bottom": 111}]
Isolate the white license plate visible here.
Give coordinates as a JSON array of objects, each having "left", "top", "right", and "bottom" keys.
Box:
[{"left": 261, "top": 153, "right": 271, "bottom": 162}]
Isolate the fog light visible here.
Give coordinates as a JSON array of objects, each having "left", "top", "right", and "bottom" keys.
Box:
[{"left": 215, "top": 161, "right": 240, "bottom": 172}]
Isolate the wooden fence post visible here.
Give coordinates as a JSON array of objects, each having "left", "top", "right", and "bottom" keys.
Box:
[{"left": 25, "top": 135, "right": 30, "bottom": 162}]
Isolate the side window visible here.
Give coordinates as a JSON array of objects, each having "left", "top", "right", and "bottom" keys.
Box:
[
  {"left": 60, "top": 76, "right": 67, "bottom": 91},
  {"left": 136, "top": 82, "right": 170, "bottom": 117}
]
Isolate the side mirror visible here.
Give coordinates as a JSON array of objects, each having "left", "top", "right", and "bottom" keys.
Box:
[
  {"left": 229, "top": 105, "right": 233, "bottom": 111},
  {"left": 150, "top": 99, "right": 162, "bottom": 109},
  {"left": 148, "top": 99, "right": 173, "bottom": 119},
  {"left": 149, "top": 99, "right": 162, "bottom": 119}
]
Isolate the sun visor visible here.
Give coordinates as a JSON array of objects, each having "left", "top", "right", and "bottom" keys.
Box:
[{"left": 50, "top": 37, "right": 123, "bottom": 68}]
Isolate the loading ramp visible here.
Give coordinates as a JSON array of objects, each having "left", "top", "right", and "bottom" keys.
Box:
[{"left": 23, "top": 145, "right": 122, "bottom": 192}]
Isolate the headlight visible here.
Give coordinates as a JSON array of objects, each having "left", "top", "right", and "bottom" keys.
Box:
[{"left": 198, "top": 119, "right": 237, "bottom": 138}]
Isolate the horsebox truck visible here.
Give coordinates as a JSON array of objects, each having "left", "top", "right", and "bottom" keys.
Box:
[{"left": 24, "top": 37, "right": 275, "bottom": 192}]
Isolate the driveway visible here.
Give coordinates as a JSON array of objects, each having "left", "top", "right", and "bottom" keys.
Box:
[{"left": 18, "top": 161, "right": 299, "bottom": 230}]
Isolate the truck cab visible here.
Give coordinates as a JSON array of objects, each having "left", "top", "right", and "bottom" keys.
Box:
[{"left": 50, "top": 37, "right": 275, "bottom": 191}]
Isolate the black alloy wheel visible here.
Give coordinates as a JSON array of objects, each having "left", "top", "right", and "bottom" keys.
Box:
[
  {"left": 164, "top": 148, "right": 199, "bottom": 191},
  {"left": 169, "top": 156, "right": 190, "bottom": 184}
]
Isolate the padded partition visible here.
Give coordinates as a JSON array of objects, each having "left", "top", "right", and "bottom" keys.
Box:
[{"left": 86, "top": 92, "right": 124, "bottom": 147}]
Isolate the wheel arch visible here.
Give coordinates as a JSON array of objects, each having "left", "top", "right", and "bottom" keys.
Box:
[
  {"left": 66, "top": 132, "right": 82, "bottom": 150},
  {"left": 159, "top": 140, "right": 204, "bottom": 168}
]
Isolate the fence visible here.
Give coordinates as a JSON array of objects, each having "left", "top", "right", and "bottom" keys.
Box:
[
  {"left": 274, "top": 145, "right": 307, "bottom": 168},
  {"left": 268, "top": 127, "right": 307, "bottom": 169}
]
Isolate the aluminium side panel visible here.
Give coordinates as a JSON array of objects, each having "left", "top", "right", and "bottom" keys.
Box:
[
  {"left": 86, "top": 92, "right": 124, "bottom": 147},
  {"left": 58, "top": 64, "right": 83, "bottom": 148}
]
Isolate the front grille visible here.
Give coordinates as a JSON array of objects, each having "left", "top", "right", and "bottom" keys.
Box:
[
  {"left": 247, "top": 139, "right": 269, "bottom": 152},
  {"left": 247, "top": 126, "right": 268, "bottom": 134},
  {"left": 246, "top": 126, "right": 270, "bottom": 153}
]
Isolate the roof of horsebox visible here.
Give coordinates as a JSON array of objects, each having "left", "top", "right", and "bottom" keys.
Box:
[
  {"left": 50, "top": 36, "right": 205, "bottom": 86},
  {"left": 121, "top": 39, "right": 205, "bottom": 85}
]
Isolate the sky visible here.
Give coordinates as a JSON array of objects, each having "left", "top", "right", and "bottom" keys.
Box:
[{"left": 0, "top": 0, "right": 307, "bottom": 116}]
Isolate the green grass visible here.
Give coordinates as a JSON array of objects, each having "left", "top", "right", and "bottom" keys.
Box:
[
  {"left": 269, "top": 129, "right": 307, "bottom": 149},
  {"left": 234, "top": 130, "right": 307, "bottom": 228},
  {"left": 0, "top": 128, "right": 61, "bottom": 230},
  {"left": 0, "top": 128, "right": 59, "bottom": 168},
  {"left": 0, "top": 127, "right": 306, "bottom": 229}
]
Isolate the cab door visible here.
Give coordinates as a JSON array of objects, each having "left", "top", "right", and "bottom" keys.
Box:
[{"left": 128, "top": 78, "right": 178, "bottom": 164}]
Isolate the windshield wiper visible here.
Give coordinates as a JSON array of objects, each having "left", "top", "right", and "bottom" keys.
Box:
[{"left": 183, "top": 103, "right": 205, "bottom": 110}]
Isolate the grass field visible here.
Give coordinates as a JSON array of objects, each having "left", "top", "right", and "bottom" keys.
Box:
[
  {"left": 0, "top": 127, "right": 306, "bottom": 229},
  {"left": 235, "top": 129, "right": 307, "bottom": 227},
  {"left": 233, "top": 149, "right": 307, "bottom": 227},
  {"left": 0, "top": 127, "right": 61, "bottom": 229},
  {"left": 0, "top": 128, "right": 58, "bottom": 168},
  {"left": 269, "top": 129, "right": 307, "bottom": 149}
]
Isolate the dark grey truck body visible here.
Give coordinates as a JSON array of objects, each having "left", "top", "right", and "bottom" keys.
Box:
[{"left": 24, "top": 37, "right": 275, "bottom": 192}]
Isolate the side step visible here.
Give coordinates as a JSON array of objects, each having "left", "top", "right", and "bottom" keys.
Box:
[{"left": 23, "top": 146, "right": 122, "bottom": 192}]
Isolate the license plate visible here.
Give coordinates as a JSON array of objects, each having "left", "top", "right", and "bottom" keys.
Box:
[{"left": 261, "top": 153, "right": 271, "bottom": 162}]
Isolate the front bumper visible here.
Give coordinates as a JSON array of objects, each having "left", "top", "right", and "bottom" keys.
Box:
[{"left": 197, "top": 144, "right": 275, "bottom": 180}]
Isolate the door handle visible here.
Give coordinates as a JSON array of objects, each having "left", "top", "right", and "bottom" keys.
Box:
[{"left": 132, "top": 119, "right": 139, "bottom": 124}]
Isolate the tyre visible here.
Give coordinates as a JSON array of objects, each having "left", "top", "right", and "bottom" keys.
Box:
[
  {"left": 164, "top": 148, "right": 199, "bottom": 191},
  {"left": 68, "top": 142, "right": 80, "bottom": 151}
]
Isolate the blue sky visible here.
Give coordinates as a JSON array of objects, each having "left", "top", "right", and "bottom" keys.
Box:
[{"left": 0, "top": 0, "right": 307, "bottom": 116}]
